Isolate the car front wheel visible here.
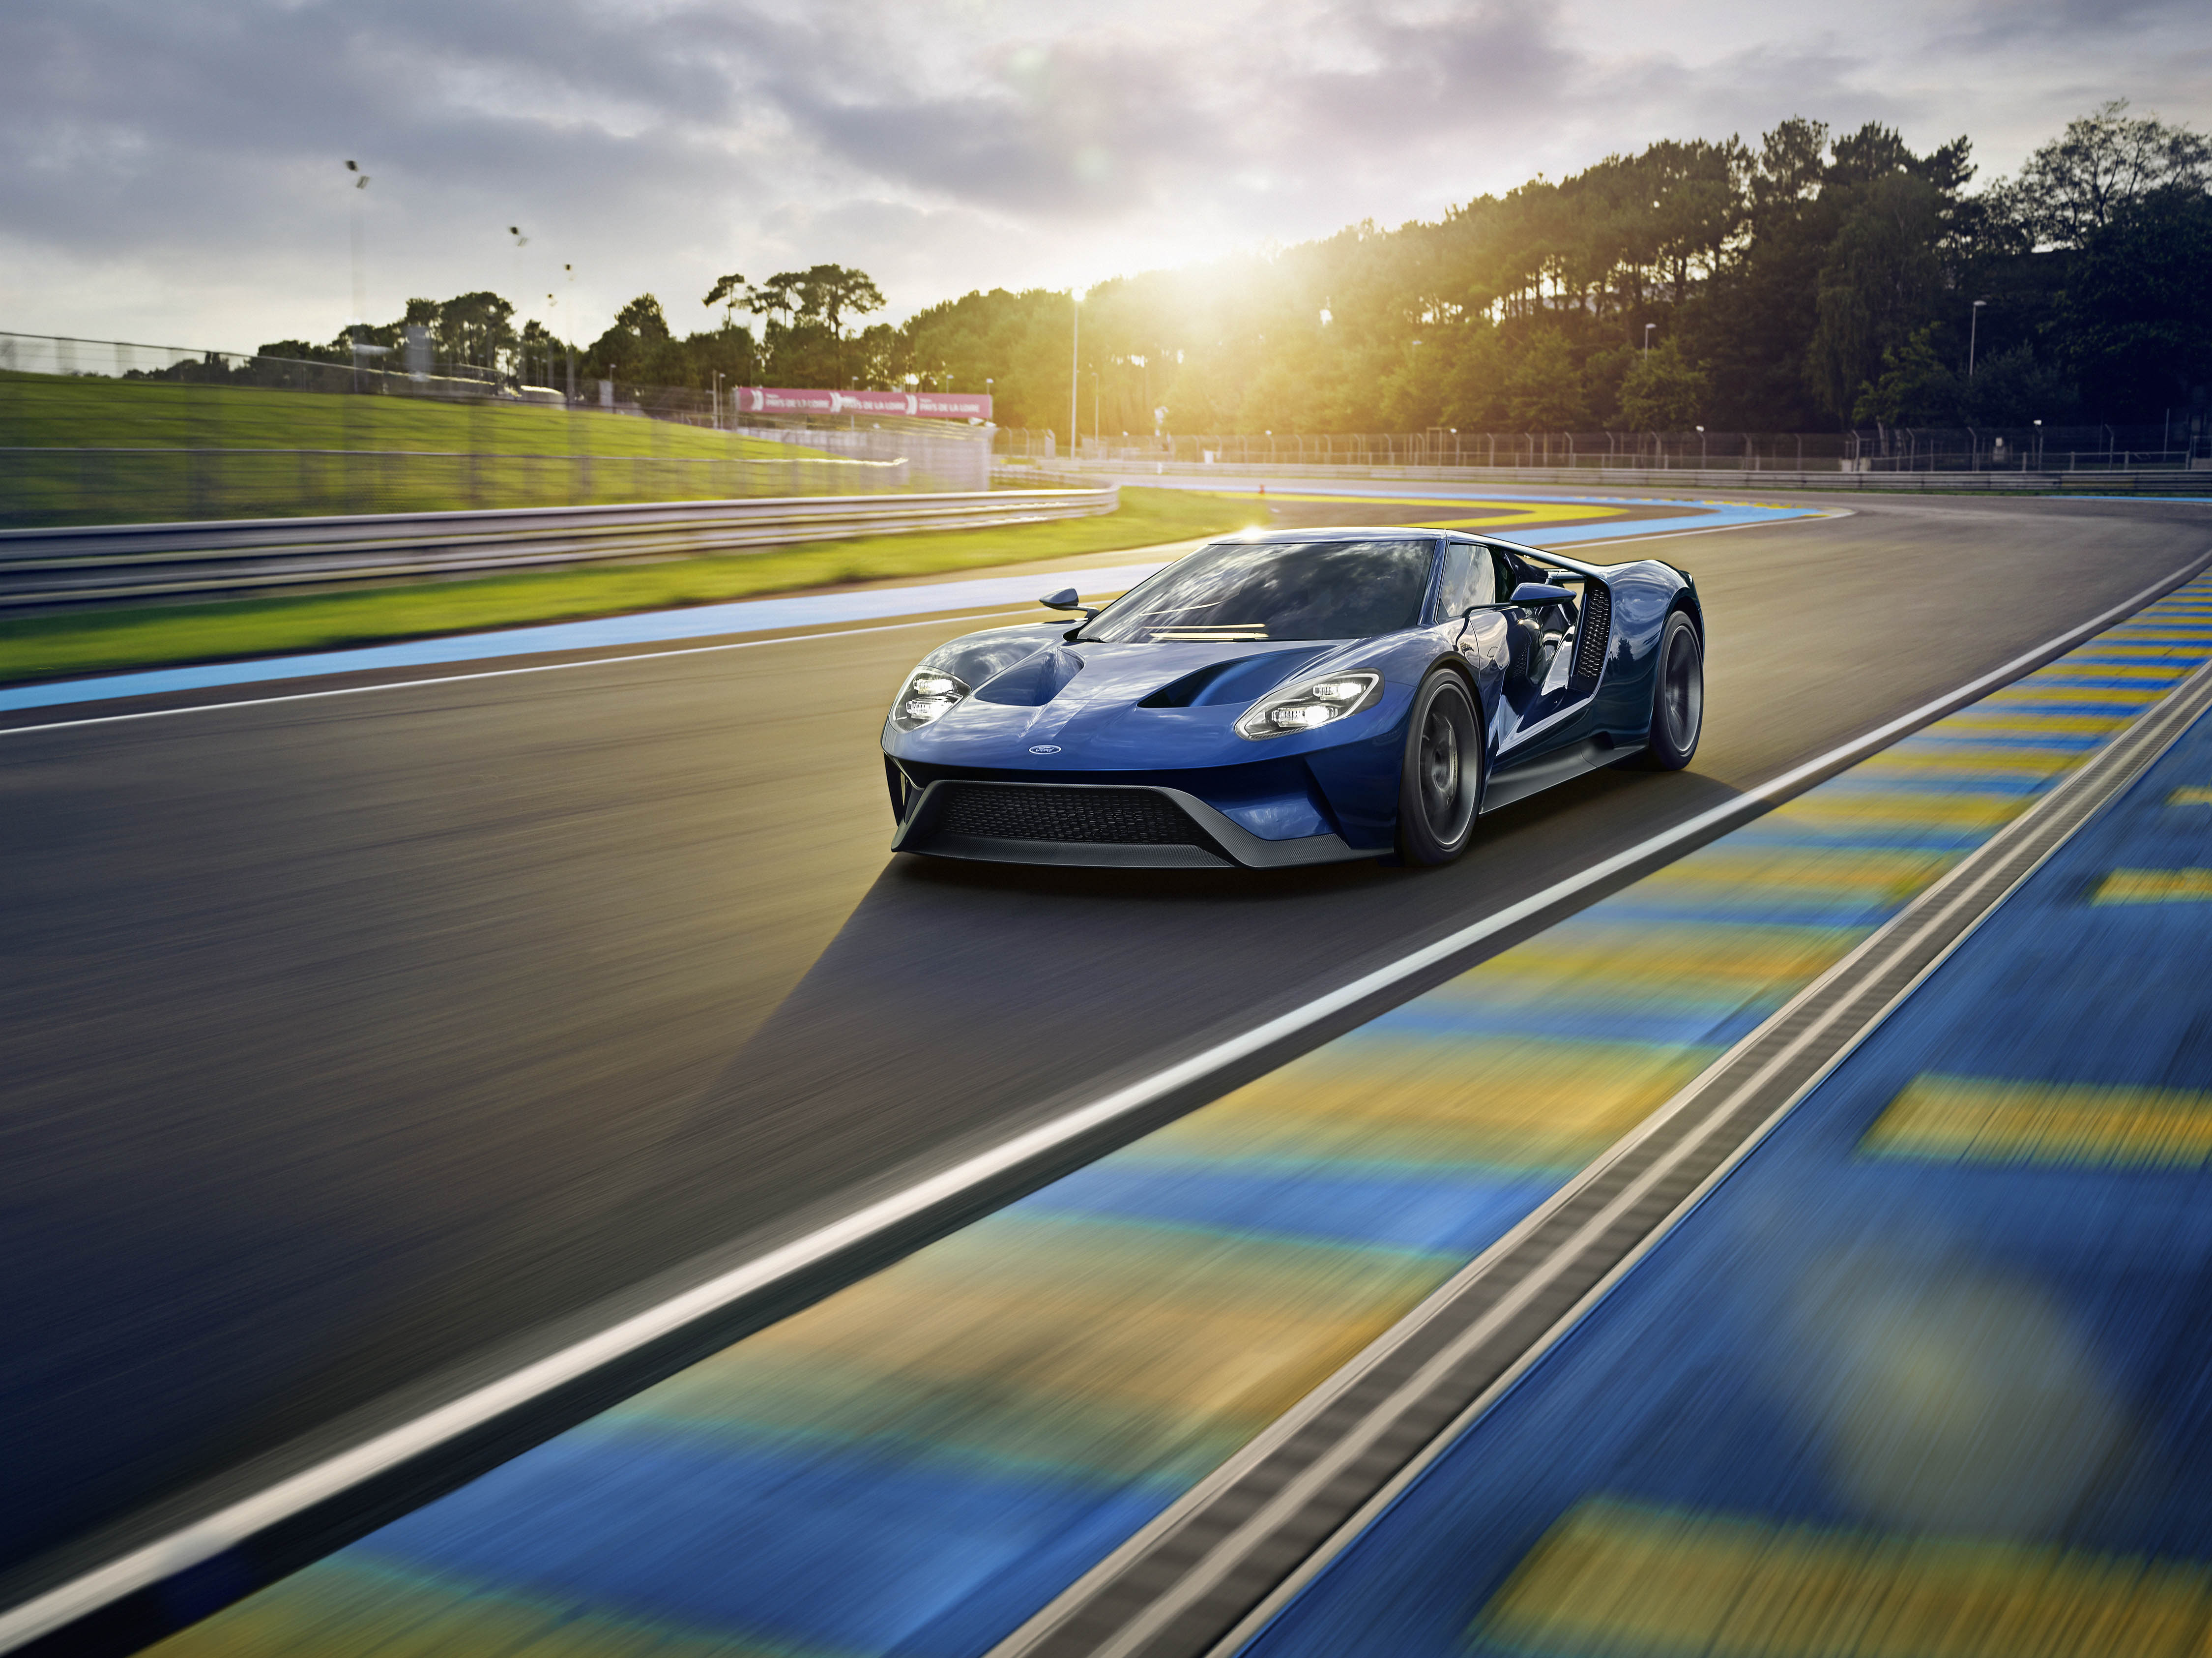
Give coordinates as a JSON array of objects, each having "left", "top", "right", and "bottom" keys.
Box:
[{"left": 1396, "top": 670, "right": 1483, "bottom": 865}]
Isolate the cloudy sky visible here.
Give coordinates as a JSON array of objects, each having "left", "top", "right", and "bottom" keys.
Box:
[{"left": 2, "top": 0, "right": 2207, "bottom": 352}]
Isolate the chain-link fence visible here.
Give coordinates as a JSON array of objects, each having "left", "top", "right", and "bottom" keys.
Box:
[
  {"left": 994, "top": 424, "right": 2212, "bottom": 473},
  {"left": 0, "top": 329, "right": 512, "bottom": 401}
]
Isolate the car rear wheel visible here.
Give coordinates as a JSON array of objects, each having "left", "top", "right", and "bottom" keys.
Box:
[
  {"left": 1396, "top": 670, "right": 1483, "bottom": 865},
  {"left": 1639, "top": 611, "right": 1704, "bottom": 770}
]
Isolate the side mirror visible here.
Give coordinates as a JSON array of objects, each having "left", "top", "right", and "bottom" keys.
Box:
[
  {"left": 1509, "top": 581, "right": 1575, "bottom": 606},
  {"left": 1042, "top": 586, "right": 1101, "bottom": 624}
]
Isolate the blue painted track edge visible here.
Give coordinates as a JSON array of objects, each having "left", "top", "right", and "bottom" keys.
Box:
[{"left": 1204, "top": 643, "right": 2212, "bottom": 1658}]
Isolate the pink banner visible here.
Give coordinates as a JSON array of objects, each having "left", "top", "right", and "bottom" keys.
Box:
[{"left": 732, "top": 387, "right": 992, "bottom": 420}]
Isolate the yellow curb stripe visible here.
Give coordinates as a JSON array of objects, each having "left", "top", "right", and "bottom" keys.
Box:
[
  {"left": 1476, "top": 1499, "right": 2212, "bottom": 1658},
  {"left": 2092, "top": 868, "right": 2212, "bottom": 904},
  {"left": 1863, "top": 1074, "right": 2212, "bottom": 1165}
]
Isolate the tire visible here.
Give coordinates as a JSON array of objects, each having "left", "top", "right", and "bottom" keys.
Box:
[
  {"left": 1639, "top": 611, "right": 1704, "bottom": 770},
  {"left": 1396, "top": 670, "right": 1483, "bottom": 865}
]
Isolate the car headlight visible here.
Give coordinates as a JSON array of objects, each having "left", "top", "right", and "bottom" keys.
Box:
[
  {"left": 891, "top": 667, "right": 971, "bottom": 731},
  {"left": 1235, "top": 670, "right": 1382, "bottom": 740}
]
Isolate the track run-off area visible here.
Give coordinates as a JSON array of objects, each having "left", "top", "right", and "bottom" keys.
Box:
[{"left": 3, "top": 483, "right": 2210, "bottom": 1653}]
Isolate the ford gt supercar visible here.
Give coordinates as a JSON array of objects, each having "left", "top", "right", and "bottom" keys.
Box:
[{"left": 880, "top": 527, "right": 1703, "bottom": 869}]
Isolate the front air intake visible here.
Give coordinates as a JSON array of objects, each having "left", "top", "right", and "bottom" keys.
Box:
[
  {"left": 1573, "top": 583, "right": 1612, "bottom": 682},
  {"left": 935, "top": 783, "right": 1210, "bottom": 846}
]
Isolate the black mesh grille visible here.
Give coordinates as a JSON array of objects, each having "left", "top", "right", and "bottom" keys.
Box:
[
  {"left": 935, "top": 784, "right": 1208, "bottom": 846},
  {"left": 1573, "top": 583, "right": 1612, "bottom": 681}
]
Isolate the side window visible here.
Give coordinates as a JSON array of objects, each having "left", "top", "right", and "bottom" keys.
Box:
[
  {"left": 1478, "top": 545, "right": 1513, "bottom": 604},
  {"left": 1436, "top": 542, "right": 1475, "bottom": 620},
  {"left": 1471, "top": 546, "right": 1499, "bottom": 607},
  {"left": 1437, "top": 542, "right": 1497, "bottom": 618}
]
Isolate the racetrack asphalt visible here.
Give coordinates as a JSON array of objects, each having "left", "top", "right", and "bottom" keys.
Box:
[{"left": 2, "top": 487, "right": 2207, "bottom": 1601}]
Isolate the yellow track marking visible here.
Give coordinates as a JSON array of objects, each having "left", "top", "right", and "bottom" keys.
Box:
[
  {"left": 1221, "top": 492, "right": 1631, "bottom": 530},
  {"left": 2092, "top": 868, "right": 2212, "bottom": 904},
  {"left": 1476, "top": 1499, "right": 2212, "bottom": 1658},
  {"left": 157, "top": 1557, "right": 803, "bottom": 1658},
  {"left": 1864, "top": 1074, "right": 2212, "bottom": 1165}
]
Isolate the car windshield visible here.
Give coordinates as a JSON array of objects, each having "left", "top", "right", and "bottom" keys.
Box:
[{"left": 1077, "top": 538, "right": 1437, "bottom": 644}]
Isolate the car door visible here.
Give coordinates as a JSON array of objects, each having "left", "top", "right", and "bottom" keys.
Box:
[
  {"left": 1436, "top": 539, "right": 1509, "bottom": 712},
  {"left": 1486, "top": 544, "right": 1602, "bottom": 765}
]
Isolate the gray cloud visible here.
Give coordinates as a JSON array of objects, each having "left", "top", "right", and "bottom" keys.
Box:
[{"left": 0, "top": 0, "right": 2205, "bottom": 349}]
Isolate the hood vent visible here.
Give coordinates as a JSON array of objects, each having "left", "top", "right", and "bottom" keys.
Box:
[
  {"left": 1140, "top": 647, "right": 1331, "bottom": 708},
  {"left": 973, "top": 648, "right": 1084, "bottom": 706}
]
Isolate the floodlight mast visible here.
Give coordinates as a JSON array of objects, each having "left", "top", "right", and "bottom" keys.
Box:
[
  {"left": 345, "top": 160, "right": 370, "bottom": 338},
  {"left": 345, "top": 159, "right": 371, "bottom": 390}
]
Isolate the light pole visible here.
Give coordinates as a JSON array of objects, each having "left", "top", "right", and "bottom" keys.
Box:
[
  {"left": 563, "top": 263, "right": 578, "bottom": 404},
  {"left": 345, "top": 161, "right": 370, "bottom": 326},
  {"left": 344, "top": 160, "right": 371, "bottom": 388},
  {"left": 507, "top": 226, "right": 529, "bottom": 387},
  {"left": 713, "top": 371, "right": 724, "bottom": 432},
  {"left": 1969, "top": 299, "right": 1987, "bottom": 378},
  {"left": 1643, "top": 323, "right": 1655, "bottom": 354},
  {"left": 1696, "top": 424, "right": 1706, "bottom": 469},
  {"left": 1069, "top": 292, "right": 1080, "bottom": 459}
]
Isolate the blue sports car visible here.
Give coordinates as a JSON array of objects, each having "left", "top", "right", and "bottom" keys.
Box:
[{"left": 880, "top": 527, "right": 1703, "bottom": 868}]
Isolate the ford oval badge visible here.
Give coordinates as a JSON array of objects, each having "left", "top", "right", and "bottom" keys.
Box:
[{"left": 1028, "top": 744, "right": 1062, "bottom": 755}]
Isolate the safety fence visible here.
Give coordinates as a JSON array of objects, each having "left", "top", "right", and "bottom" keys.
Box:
[
  {"left": 0, "top": 329, "right": 516, "bottom": 401},
  {"left": 1048, "top": 456, "right": 2212, "bottom": 496},
  {"left": 995, "top": 424, "right": 2212, "bottom": 474}
]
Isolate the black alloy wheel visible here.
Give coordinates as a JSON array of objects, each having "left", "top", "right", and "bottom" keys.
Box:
[
  {"left": 1396, "top": 670, "right": 1483, "bottom": 865},
  {"left": 1640, "top": 611, "right": 1704, "bottom": 770}
]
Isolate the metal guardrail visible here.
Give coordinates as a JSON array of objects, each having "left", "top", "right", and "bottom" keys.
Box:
[{"left": 0, "top": 487, "right": 1119, "bottom": 607}]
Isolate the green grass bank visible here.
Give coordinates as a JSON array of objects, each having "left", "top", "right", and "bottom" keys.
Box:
[
  {"left": 0, "top": 370, "right": 869, "bottom": 524},
  {"left": 0, "top": 486, "right": 1251, "bottom": 687},
  {"left": 0, "top": 369, "right": 797, "bottom": 458}
]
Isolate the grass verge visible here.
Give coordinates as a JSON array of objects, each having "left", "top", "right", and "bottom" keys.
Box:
[
  {"left": 0, "top": 370, "right": 801, "bottom": 459},
  {"left": 0, "top": 487, "right": 1252, "bottom": 686},
  {"left": 0, "top": 370, "right": 863, "bottom": 525}
]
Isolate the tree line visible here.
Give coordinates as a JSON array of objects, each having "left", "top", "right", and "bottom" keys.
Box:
[{"left": 267, "top": 101, "right": 2209, "bottom": 437}]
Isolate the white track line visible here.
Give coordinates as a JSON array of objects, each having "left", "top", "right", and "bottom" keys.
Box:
[
  {"left": 1, "top": 549, "right": 2201, "bottom": 1654},
  {"left": 1, "top": 506, "right": 1831, "bottom": 737},
  {"left": 0, "top": 609, "right": 1044, "bottom": 737}
]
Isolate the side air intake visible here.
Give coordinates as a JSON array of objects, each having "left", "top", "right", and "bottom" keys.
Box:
[{"left": 1573, "top": 583, "right": 1612, "bottom": 682}]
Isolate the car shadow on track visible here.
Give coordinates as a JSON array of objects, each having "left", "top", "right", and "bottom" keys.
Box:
[{"left": 577, "top": 762, "right": 1750, "bottom": 1296}]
